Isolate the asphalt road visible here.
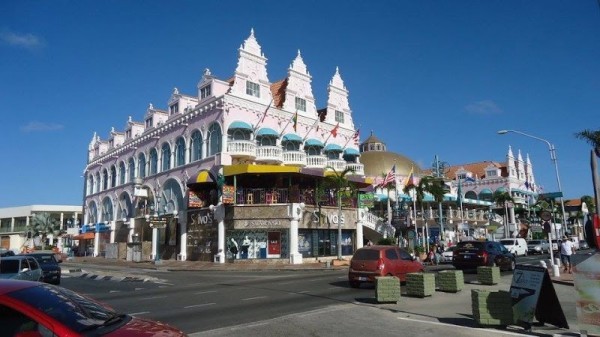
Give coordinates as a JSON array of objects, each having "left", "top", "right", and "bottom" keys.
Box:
[{"left": 60, "top": 251, "right": 589, "bottom": 337}]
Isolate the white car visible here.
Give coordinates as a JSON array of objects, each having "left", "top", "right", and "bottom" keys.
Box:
[
  {"left": 441, "top": 246, "right": 457, "bottom": 263},
  {"left": 500, "top": 238, "right": 528, "bottom": 256}
]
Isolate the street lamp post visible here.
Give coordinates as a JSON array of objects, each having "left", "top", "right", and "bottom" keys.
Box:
[{"left": 497, "top": 130, "right": 567, "bottom": 237}]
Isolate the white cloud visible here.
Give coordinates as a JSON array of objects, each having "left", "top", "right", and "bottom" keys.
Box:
[
  {"left": 21, "top": 122, "right": 64, "bottom": 132},
  {"left": 465, "top": 100, "right": 503, "bottom": 115},
  {"left": 0, "top": 30, "right": 44, "bottom": 49}
]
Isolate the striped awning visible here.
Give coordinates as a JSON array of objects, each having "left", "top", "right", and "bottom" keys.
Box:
[{"left": 228, "top": 121, "right": 252, "bottom": 130}]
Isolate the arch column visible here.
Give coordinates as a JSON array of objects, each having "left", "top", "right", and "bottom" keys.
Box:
[{"left": 289, "top": 203, "right": 305, "bottom": 264}]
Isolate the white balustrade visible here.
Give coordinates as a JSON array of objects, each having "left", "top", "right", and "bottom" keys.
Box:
[
  {"left": 326, "top": 159, "right": 347, "bottom": 171},
  {"left": 255, "top": 146, "right": 283, "bottom": 163},
  {"left": 282, "top": 151, "right": 306, "bottom": 166},
  {"left": 306, "top": 155, "right": 327, "bottom": 168},
  {"left": 227, "top": 140, "right": 256, "bottom": 158},
  {"left": 346, "top": 163, "right": 364, "bottom": 175}
]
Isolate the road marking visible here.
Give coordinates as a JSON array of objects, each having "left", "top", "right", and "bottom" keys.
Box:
[
  {"left": 193, "top": 290, "right": 217, "bottom": 295},
  {"left": 241, "top": 296, "right": 267, "bottom": 301},
  {"left": 129, "top": 311, "right": 150, "bottom": 316},
  {"left": 139, "top": 295, "right": 167, "bottom": 300},
  {"left": 109, "top": 290, "right": 121, "bottom": 293},
  {"left": 298, "top": 290, "right": 310, "bottom": 294},
  {"left": 396, "top": 317, "right": 535, "bottom": 336},
  {"left": 184, "top": 303, "right": 216, "bottom": 309}
]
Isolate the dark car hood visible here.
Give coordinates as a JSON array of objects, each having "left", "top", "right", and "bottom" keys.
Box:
[{"left": 104, "top": 317, "right": 186, "bottom": 337}]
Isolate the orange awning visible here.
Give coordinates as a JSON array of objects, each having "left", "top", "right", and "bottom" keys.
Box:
[{"left": 73, "top": 232, "right": 95, "bottom": 240}]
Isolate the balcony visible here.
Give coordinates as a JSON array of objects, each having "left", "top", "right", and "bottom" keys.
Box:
[
  {"left": 346, "top": 163, "right": 364, "bottom": 176},
  {"left": 255, "top": 146, "right": 283, "bottom": 164},
  {"left": 326, "top": 159, "right": 347, "bottom": 171},
  {"left": 227, "top": 140, "right": 256, "bottom": 159},
  {"left": 282, "top": 151, "right": 306, "bottom": 166},
  {"left": 306, "top": 155, "right": 327, "bottom": 168}
]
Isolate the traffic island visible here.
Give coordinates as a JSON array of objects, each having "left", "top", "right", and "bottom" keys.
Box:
[
  {"left": 437, "top": 270, "right": 464, "bottom": 293},
  {"left": 406, "top": 272, "right": 435, "bottom": 298},
  {"left": 471, "top": 289, "right": 514, "bottom": 327},
  {"left": 477, "top": 266, "right": 500, "bottom": 285},
  {"left": 375, "top": 276, "right": 401, "bottom": 303}
]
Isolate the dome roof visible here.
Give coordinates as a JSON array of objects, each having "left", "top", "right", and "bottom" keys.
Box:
[{"left": 360, "top": 151, "right": 422, "bottom": 177}]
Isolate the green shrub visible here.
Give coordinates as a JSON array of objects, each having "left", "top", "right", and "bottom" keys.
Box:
[{"left": 377, "top": 237, "right": 395, "bottom": 245}]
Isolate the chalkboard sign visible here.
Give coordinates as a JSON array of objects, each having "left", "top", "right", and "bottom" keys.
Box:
[{"left": 510, "top": 264, "right": 569, "bottom": 330}]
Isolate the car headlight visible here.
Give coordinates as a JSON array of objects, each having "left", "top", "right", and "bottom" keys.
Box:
[{"left": 535, "top": 246, "right": 541, "bottom": 251}]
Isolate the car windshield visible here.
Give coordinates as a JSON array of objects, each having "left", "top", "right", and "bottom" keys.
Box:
[
  {"left": 455, "top": 241, "right": 484, "bottom": 250},
  {"left": 528, "top": 240, "right": 541, "bottom": 244},
  {"left": 500, "top": 240, "right": 515, "bottom": 245},
  {"left": 31, "top": 254, "right": 57, "bottom": 264},
  {"left": 352, "top": 249, "right": 380, "bottom": 260},
  {"left": 0, "top": 260, "right": 20, "bottom": 273},
  {"left": 7, "top": 283, "right": 119, "bottom": 332}
]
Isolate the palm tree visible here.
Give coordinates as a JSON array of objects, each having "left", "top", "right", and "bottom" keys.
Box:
[
  {"left": 322, "top": 166, "right": 356, "bottom": 259},
  {"left": 575, "top": 129, "right": 600, "bottom": 235},
  {"left": 492, "top": 191, "right": 514, "bottom": 237},
  {"left": 27, "top": 212, "right": 63, "bottom": 250},
  {"left": 404, "top": 175, "right": 446, "bottom": 246}
]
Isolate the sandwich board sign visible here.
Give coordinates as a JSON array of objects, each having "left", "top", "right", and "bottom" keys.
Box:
[{"left": 510, "top": 264, "right": 569, "bottom": 330}]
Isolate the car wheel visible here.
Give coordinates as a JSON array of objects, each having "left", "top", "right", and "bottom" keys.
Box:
[
  {"left": 509, "top": 260, "right": 516, "bottom": 271},
  {"left": 349, "top": 280, "right": 360, "bottom": 288},
  {"left": 524, "top": 250, "right": 528, "bottom": 256}
]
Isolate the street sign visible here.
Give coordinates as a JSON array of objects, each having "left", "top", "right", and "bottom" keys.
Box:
[{"left": 539, "top": 192, "right": 563, "bottom": 199}]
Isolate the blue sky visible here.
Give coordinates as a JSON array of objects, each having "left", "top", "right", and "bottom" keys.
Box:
[{"left": 1, "top": 1, "right": 599, "bottom": 208}]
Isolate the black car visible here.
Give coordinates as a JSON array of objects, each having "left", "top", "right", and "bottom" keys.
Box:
[
  {"left": 452, "top": 240, "right": 516, "bottom": 271},
  {"left": 0, "top": 249, "right": 15, "bottom": 257},
  {"left": 25, "top": 252, "right": 62, "bottom": 285}
]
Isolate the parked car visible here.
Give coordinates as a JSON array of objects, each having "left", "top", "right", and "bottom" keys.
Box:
[
  {"left": 527, "top": 239, "right": 550, "bottom": 255},
  {"left": 441, "top": 246, "right": 457, "bottom": 263},
  {"left": 452, "top": 240, "right": 516, "bottom": 271},
  {"left": 348, "top": 245, "right": 424, "bottom": 288},
  {"left": 499, "top": 238, "right": 528, "bottom": 256},
  {"left": 0, "top": 256, "right": 43, "bottom": 282},
  {"left": 24, "top": 252, "right": 62, "bottom": 285},
  {"left": 0, "top": 279, "right": 187, "bottom": 336},
  {"left": 0, "top": 248, "right": 15, "bottom": 257},
  {"left": 580, "top": 240, "right": 590, "bottom": 250}
]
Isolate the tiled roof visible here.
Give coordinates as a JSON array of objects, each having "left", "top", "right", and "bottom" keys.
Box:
[
  {"left": 270, "top": 78, "right": 287, "bottom": 108},
  {"left": 423, "top": 161, "right": 505, "bottom": 179},
  {"left": 565, "top": 199, "right": 582, "bottom": 207}
]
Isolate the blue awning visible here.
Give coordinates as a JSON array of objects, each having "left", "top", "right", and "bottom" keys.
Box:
[
  {"left": 256, "top": 127, "right": 278, "bottom": 137},
  {"left": 479, "top": 188, "right": 492, "bottom": 195},
  {"left": 282, "top": 133, "right": 302, "bottom": 142},
  {"left": 228, "top": 121, "right": 252, "bottom": 130},
  {"left": 324, "top": 144, "right": 343, "bottom": 152},
  {"left": 344, "top": 148, "right": 360, "bottom": 156},
  {"left": 305, "top": 138, "right": 324, "bottom": 147}
]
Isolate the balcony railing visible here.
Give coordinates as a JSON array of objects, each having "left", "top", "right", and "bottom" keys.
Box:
[
  {"left": 282, "top": 151, "right": 307, "bottom": 166},
  {"left": 227, "top": 140, "right": 256, "bottom": 158},
  {"left": 255, "top": 146, "right": 283, "bottom": 163},
  {"left": 326, "top": 159, "right": 347, "bottom": 171},
  {"left": 306, "top": 155, "right": 327, "bottom": 168},
  {"left": 346, "top": 163, "right": 364, "bottom": 175}
]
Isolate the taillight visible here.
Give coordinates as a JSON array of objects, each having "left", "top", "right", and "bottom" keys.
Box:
[
  {"left": 478, "top": 251, "right": 489, "bottom": 263},
  {"left": 377, "top": 258, "right": 385, "bottom": 270}
]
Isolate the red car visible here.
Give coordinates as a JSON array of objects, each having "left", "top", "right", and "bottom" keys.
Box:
[
  {"left": 348, "top": 245, "right": 424, "bottom": 288},
  {"left": 0, "top": 279, "right": 187, "bottom": 337}
]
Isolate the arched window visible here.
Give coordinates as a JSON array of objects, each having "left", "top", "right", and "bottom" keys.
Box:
[
  {"left": 207, "top": 123, "right": 222, "bottom": 156},
  {"left": 149, "top": 149, "right": 158, "bottom": 175},
  {"left": 138, "top": 153, "right": 146, "bottom": 178},
  {"left": 119, "top": 161, "right": 126, "bottom": 185},
  {"left": 110, "top": 166, "right": 117, "bottom": 188},
  {"left": 305, "top": 146, "right": 321, "bottom": 156},
  {"left": 95, "top": 172, "right": 100, "bottom": 193},
  {"left": 101, "top": 197, "right": 114, "bottom": 222},
  {"left": 256, "top": 135, "right": 275, "bottom": 146},
  {"left": 190, "top": 130, "right": 203, "bottom": 162},
  {"left": 175, "top": 137, "right": 185, "bottom": 167},
  {"left": 87, "top": 175, "right": 93, "bottom": 195},
  {"left": 161, "top": 143, "right": 171, "bottom": 172},
  {"left": 283, "top": 141, "right": 299, "bottom": 151},
  {"left": 102, "top": 169, "right": 108, "bottom": 191},
  {"left": 128, "top": 158, "right": 136, "bottom": 182}
]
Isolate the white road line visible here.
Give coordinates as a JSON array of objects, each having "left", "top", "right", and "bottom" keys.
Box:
[
  {"left": 129, "top": 311, "right": 150, "bottom": 316},
  {"left": 193, "top": 290, "right": 217, "bottom": 295},
  {"left": 139, "top": 295, "right": 167, "bottom": 300},
  {"left": 241, "top": 296, "right": 267, "bottom": 301},
  {"left": 297, "top": 290, "right": 310, "bottom": 294},
  {"left": 396, "top": 317, "right": 535, "bottom": 336},
  {"left": 184, "top": 303, "right": 216, "bottom": 309}
]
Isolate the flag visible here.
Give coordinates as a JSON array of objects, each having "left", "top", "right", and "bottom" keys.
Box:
[
  {"left": 465, "top": 176, "right": 475, "bottom": 182},
  {"left": 292, "top": 111, "right": 298, "bottom": 132},
  {"left": 404, "top": 167, "right": 414, "bottom": 187},
  {"left": 352, "top": 129, "right": 360, "bottom": 145},
  {"left": 258, "top": 99, "right": 273, "bottom": 124},
  {"left": 381, "top": 165, "right": 396, "bottom": 187},
  {"left": 456, "top": 179, "right": 463, "bottom": 208},
  {"left": 330, "top": 123, "right": 339, "bottom": 138}
]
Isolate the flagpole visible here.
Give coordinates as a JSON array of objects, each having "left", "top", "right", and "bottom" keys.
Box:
[
  {"left": 322, "top": 123, "right": 339, "bottom": 146},
  {"left": 253, "top": 99, "right": 273, "bottom": 133},
  {"left": 301, "top": 117, "right": 321, "bottom": 142},
  {"left": 278, "top": 109, "right": 296, "bottom": 137},
  {"left": 341, "top": 126, "right": 360, "bottom": 149}
]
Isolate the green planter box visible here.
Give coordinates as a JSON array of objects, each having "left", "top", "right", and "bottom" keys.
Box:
[
  {"left": 471, "top": 289, "right": 514, "bottom": 327},
  {"left": 437, "top": 270, "right": 464, "bottom": 292},
  {"left": 477, "top": 266, "right": 500, "bottom": 285},
  {"left": 375, "top": 276, "right": 401, "bottom": 303},
  {"left": 406, "top": 272, "right": 435, "bottom": 298}
]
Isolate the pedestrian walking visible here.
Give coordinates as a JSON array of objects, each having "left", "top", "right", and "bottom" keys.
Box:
[{"left": 560, "top": 236, "right": 575, "bottom": 274}]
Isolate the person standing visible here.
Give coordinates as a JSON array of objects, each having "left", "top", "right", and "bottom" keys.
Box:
[{"left": 560, "top": 236, "right": 575, "bottom": 274}]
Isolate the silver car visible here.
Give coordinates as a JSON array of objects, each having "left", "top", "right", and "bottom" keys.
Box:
[
  {"left": 527, "top": 239, "right": 550, "bottom": 254},
  {"left": 0, "top": 256, "right": 43, "bottom": 281}
]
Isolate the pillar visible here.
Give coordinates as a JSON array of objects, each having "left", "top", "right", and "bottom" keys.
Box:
[
  {"left": 210, "top": 204, "right": 225, "bottom": 263},
  {"left": 289, "top": 203, "right": 305, "bottom": 264},
  {"left": 356, "top": 208, "right": 365, "bottom": 249},
  {"left": 93, "top": 228, "right": 100, "bottom": 257},
  {"left": 178, "top": 215, "right": 187, "bottom": 261},
  {"left": 151, "top": 226, "right": 158, "bottom": 260}
]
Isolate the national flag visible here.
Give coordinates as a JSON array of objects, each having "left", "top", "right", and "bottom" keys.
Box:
[
  {"left": 404, "top": 167, "right": 414, "bottom": 187},
  {"left": 292, "top": 111, "right": 298, "bottom": 132},
  {"left": 352, "top": 129, "right": 360, "bottom": 145},
  {"left": 258, "top": 99, "right": 273, "bottom": 124},
  {"left": 381, "top": 165, "right": 396, "bottom": 187},
  {"left": 465, "top": 176, "right": 475, "bottom": 183},
  {"left": 330, "top": 123, "right": 339, "bottom": 138}
]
